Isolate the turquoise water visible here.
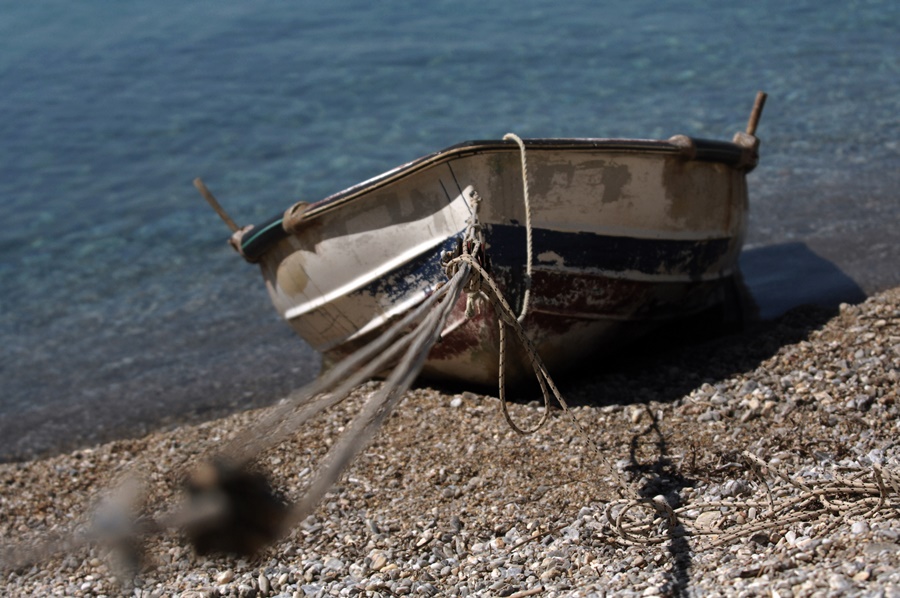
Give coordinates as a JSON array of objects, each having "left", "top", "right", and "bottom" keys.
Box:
[{"left": 1, "top": 1, "right": 898, "bottom": 458}]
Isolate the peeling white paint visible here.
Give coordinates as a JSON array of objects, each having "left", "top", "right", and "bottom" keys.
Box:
[{"left": 537, "top": 251, "right": 566, "bottom": 266}]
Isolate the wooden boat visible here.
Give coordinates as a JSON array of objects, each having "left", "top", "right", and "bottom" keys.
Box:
[{"left": 217, "top": 96, "right": 765, "bottom": 386}]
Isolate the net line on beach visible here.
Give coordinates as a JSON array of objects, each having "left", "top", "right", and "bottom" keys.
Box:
[{"left": 603, "top": 451, "right": 900, "bottom": 548}]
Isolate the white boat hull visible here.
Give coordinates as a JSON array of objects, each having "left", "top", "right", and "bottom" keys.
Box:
[{"left": 240, "top": 136, "right": 756, "bottom": 385}]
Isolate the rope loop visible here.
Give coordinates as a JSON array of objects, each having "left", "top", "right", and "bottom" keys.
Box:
[
  {"left": 503, "top": 133, "right": 534, "bottom": 323},
  {"left": 604, "top": 497, "right": 681, "bottom": 545}
]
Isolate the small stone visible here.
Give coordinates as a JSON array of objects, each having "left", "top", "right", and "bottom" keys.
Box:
[
  {"left": 877, "top": 529, "right": 899, "bottom": 541},
  {"left": 722, "top": 479, "right": 751, "bottom": 497},
  {"left": 450, "top": 396, "right": 463, "bottom": 408},
  {"left": 851, "top": 520, "right": 870, "bottom": 534},
  {"left": 370, "top": 551, "right": 387, "bottom": 571},
  {"left": 258, "top": 573, "right": 271, "bottom": 595},
  {"left": 349, "top": 562, "right": 366, "bottom": 577},
  {"left": 828, "top": 573, "right": 850, "bottom": 592},
  {"left": 862, "top": 541, "right": 898, "bottom": 556},
  {"left": 698, "top": 409, "right": 720, "bottom": 422},
  {"left": 323, "top": 557, "right": 344, "bottom": 571},
  {"left": 450, "top": 515, "right": 464, "bottom": 531},
  {"left": 695, "top": 511, "right": 720, "bottom": 530},
  {"left": 216, "top": 570, "right": 235, "bottom": 584},
  {"left": 540, "top": 568, "right": 560, "bottom": 580},
  {"left": 630, "top": 408, "right": 643, "bottom": 424}
]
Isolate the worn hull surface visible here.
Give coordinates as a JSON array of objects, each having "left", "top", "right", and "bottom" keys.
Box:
[{"left": 245, "top": 137, "right": 754, "bottom": 385}]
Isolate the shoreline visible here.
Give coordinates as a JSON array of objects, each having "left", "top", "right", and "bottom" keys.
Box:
[
  {"left": 4, "top": 235, "right": 897, "bottom": 465},
  {"left": 1, "top": 287, "right": 898, "bottom": 596}
]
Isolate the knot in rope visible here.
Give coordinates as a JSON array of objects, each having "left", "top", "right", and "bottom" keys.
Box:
[
  {"left": 442, "top": 238, "right": 491, "bottom": 283},
  {"left": 442, "top": 238, "right": 492, "bottom": 318},
  {"left": 442, "top": 187, "right": 491, "bottom": 317}
]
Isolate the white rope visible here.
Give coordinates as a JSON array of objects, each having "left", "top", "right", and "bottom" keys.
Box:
[
  {"left": 283, "top": 263, "right": 471, "bottom": 530},
  {"left": 503, "top": 133, "right": 534, "bottom": 323}
]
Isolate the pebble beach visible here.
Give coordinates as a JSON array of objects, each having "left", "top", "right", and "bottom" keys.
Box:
[{"left": 2, "top": 287, "right": 899, "bottom": 597}]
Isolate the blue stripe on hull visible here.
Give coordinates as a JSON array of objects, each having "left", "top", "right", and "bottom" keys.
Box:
[
  {"left": 484, "top": 224, "right": 733, "bottom": 280},
  {"left": 322, "top": 227, "right": 735, "bottom": 379},
  {"left": 356, "top": 236, "right": 461, "bottom": 304},
  {"left": 336, "top": 225, "right": 733, "bottom": 324}
]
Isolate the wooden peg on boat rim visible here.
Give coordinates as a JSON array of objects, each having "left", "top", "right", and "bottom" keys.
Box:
[
  {"left": 194, "top": 178, "right": 240, "bottom": 233},
  {"left": 745, "top": 91, "right": 768, "bottom": 136}
]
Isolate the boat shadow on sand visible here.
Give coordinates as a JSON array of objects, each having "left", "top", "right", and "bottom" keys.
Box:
[{"left": 564, "top": 242, "right": 867, "bottom": 406}]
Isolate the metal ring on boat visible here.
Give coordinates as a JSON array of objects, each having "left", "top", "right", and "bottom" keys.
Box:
[{"left": 239, "top": 214, "right": 290, "bottom": 262}]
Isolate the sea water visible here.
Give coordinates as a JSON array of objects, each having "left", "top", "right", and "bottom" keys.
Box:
[{"left": 1, "top": 0, "right": 897, "bottom": 458}]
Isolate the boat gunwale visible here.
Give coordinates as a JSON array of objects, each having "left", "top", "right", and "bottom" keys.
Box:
[
  {"left": 302, "top": 136, "right": 748, "bottom": 221},
  {"left": 241, "top": 136, "right": 752, "bottom": 261}
]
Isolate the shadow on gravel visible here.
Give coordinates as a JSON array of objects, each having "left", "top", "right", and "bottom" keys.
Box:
[
  {"left": 625, "top": 407, "right": 694, "bottom": 597},
  {"left": 555, "top": 241, "right": 867, "bottom": 410},
  {"left": 430, "top": 243, "right": 866, "bottom": 595}
]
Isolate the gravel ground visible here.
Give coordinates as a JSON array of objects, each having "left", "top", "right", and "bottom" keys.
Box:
[{"left": 1, "top": 287, "right": 898, "bottom": 597}]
